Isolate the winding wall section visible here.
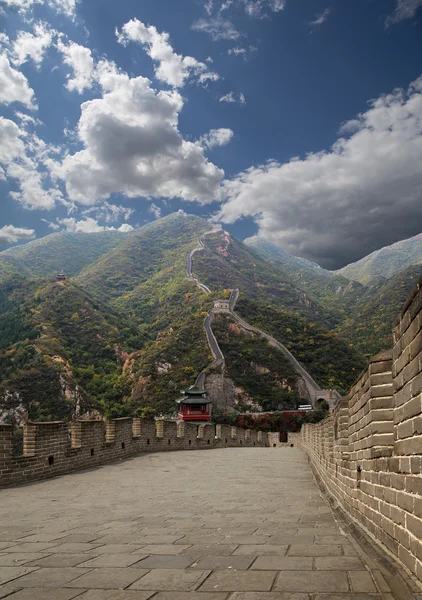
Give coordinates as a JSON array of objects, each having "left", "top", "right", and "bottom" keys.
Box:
[{"left": 187, "top": 229, "right": 338, "bottom": 404}]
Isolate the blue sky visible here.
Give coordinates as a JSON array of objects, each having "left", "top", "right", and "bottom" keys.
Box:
[{"left": 0, "top": 0, "right": 421, "bottom": 268}]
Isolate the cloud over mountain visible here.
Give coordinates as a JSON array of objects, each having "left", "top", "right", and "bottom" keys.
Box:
[
  {"left": 0, "top": 224, "right": 35, "bottom": 244},
  {"left": 217, "top": 75, "right": 422, "bottom": 269}
]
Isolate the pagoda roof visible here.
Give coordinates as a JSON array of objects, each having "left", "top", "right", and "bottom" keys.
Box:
[
  {"left": 176, "top": 397, "right": 213, "bottom": 405},
  {"left": 183, "top": 385, "right": 206, "bottom": 395}
]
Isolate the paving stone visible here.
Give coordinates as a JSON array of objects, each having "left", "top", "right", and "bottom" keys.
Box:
[
  {"left": 223, "top": 536, "right": 270, "bottom": 545},
  {"left": 6, "top": 589, "right": 85, "bottom": 599},
  {"left": 288, "top": 545, "right": 343, "bottom": 557},
  {"left": 314, "top": 536, "right": 348, "bottom": 545},
  {"left": 180, "top": 545, "right": 238, "bottom": 557},
  {"left": 0, "top": 543, "right": 16, "bottom": 551},
  {"left": 228, "top": 594, "right": 310, "bottom": 600},
  {"left": 189, "top": 555, "right": 254, "bottom": 570},
  {"left": 342, "top": 545, "right": 359, "bottom": 556},
  {"left": 348, "top": 571, "right": 377, "bottom": 593},
  {"left": 251, "top": 556, "right": 313, "bottom": 570},
  {"left": 233, "top": 545, "right": 288, "bottom": 556},
  {"left": 26, "top": 553, "right": 98, "bottom": 567},
  {"left": 265, "top": 536, "right": 315, "bottom": 545},
  {"left": 0, "top": 566, "right": 38, "bottom": 585},
  {"left": 174, "top": 536, "right": 225, "bottom": 545},
  {"left": 133, "top": 545, "right": 191, "bottom": 555},
  {"left": 91, "top": 544, "right": 142, "bottom": 554},
  {"left": 0, "top": 585, "right": 20, "bottom": 598},
  {"left": 314, "top": 557, "right": 364, "bottom": 570},
  {"left": 66, "top": 568, "right": 150, "bottom": 589},
  {"left": 152, "top": 594, "right": 229, "bottom": 600},
  {"left": 78, "top": 554, "right": 147, "bottom": 568},
  {"left": 273, "top": 571, "right": 349, "bottom": 593},
  {"left": 9, "top": 567, "right": 92, "bottom": 587},
  {"left": 200, "top": 570, "right": 277, "bottom": 592},
  {"left": 128, "top": 568, "right": 210, "bottom": 591},
  {"left": 48, "top": 543, "right": 104, "bottom": 554},
  {"left": 0, "top": 553, "right": 51, "bottom": 566},
  {"left": 71, "top": 591, "right": 155, "bottom": 599},
  {"left": 133, "top": 536, "right": 185, "bottom": 545},
  {"left": 134, "top": 555, "right": 195, "bottom": 569},
  {"left": 57, "top": 534, "right": 105, "bottom": 543},
  {"left": 16, "top": 533, "right": 69, "bottom": 543},
  {"left": 314, "top": 596, "right": 381, "bottom": 600},
  {"left": 6, "top": 543, "right": 58, "bottom": 553}
]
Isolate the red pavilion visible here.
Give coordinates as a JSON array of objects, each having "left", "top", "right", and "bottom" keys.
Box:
[{"left": 176, "top": 385, "right": 212, "bottom": 422}]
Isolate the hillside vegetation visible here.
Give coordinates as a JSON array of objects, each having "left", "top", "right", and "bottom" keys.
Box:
[
  {"left": 1, "top": 213, "right": 419, "bottom": 423},
  {"left": 334, "top": 232, "right": 422, "bottom": 284},
  {"left": 0, "top": 231, "right": 129, "bottom": 282}
]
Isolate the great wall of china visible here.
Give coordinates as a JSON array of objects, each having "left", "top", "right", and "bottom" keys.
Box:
[
  {"left": 0, "top": 229, "right": 421, "bottom": 589},
  {"left": 301, "top": 275, "right": 422, "bottom": 583},
  {"left": 188, "top": 227, "right": 340, "bottom": 407}
]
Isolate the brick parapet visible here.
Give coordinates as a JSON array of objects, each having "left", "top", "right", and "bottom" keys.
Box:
[
  {"left": 0, "top": 419, "right": 270, "bottom": 488},
  {"left": 301, "top": 279, "right": 422, "bottom": 582}
]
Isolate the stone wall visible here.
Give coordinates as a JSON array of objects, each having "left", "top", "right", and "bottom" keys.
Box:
[
  {"left": 0, "top": 418, "right": 270, "bottom": 488},
  {"left": 301, "top": 275, "right": 422, "bottom": 582}
]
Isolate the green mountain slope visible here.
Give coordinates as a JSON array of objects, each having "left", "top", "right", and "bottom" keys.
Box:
[
  {"left": 0, "top": 231, "right": 129, "bottom": 282},
  {"left": 193, "top": 230, "right": 328, "bottom": 323},
  {"left": 244, "top": 236, "right": 365, "bottom": 318},
  {"left": 334, "top": 233, "right": 422, "bottom": 284},
  {"left": 0, "top": 213, "right": 372, "bottom": 422},
  {"left": 335, "top": 264, "right": 422, "bottom": 357},
  {"left": 0, "top": 277, "right": 147, "bottom": 421}
]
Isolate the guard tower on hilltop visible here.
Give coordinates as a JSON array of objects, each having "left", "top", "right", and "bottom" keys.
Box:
[
  {"left": 56, "top": 271, "right": 66, "bottom": 282},
  {"left": 176, "top": 385, "right": 212, "bottom": 423}
]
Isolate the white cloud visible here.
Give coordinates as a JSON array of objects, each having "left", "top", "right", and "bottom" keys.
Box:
[
  {"left": 12, "top": 22, "right": 55, "bottom": 67},
  {"left": 0, "top": 224, "right": 35, "bottom": 244},
  {"left": 50, "top": 59, "right": 224, "bottom": 206},
  {"left": 0, "top": 54, "right": 36, "bottom": 109},
  {"left": 220, "top": 92, "right": 235, "bottom": 103},
  {"left": 117, "top": 18, "right": 219, "bottom": 88},
  {"left": 217, "top": 74, "right": 422, "bottom": 269},
  {"left": 1, "top": 0, "right": 79, "bottom": 18},
  {"left": 49, "top": 0, "right": 78, "bottom": 18},
  {"left": 200, "top": 127, "right": 234, "bottom": 148},
  {"left": 0, "top": 116, "right": 62, "bottom": 210},
  {"left": 192, "top": 17, "right": 240, "bottom": 41},
  {"left": 219, "top": 91, "right": 246, "bottom": 104},
  {"left": 207, "top": 0, "right": 285, "bottom": 17},
  {"left": 387, "top": 0, "right": 422, "bottom": 24},
  {"left": 148, "top": 203, "right": 162, "bottom": 219},
  {"left": 228, "top": 46, "right": 247, "bottom": 55},
  {"left": 56, "top": 217, "right": 133, "bottom": 233},
  {"left": 205, "top": 0, "right": 214, "bottom": 14},
  {"left": 118, "top": 223, "right": 134, "bottom": 232},
  {"left": 309, "top": 8, "right": 330, "bottom": 28},
  {"left": 82, "top": 202, "right": 135, "bottom": 224},
  {"left": 57, "top": 39, "right": 94, "bottom": 93}
]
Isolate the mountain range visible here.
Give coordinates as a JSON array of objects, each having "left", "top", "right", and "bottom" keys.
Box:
[{"left": 0, "top": 213, "right": 421, "bottom": 424}]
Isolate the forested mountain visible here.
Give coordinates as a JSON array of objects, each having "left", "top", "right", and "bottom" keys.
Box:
[
  {"left": 0, "top": 213, "right": 420, "bottom": 424},
  {"left": 334, "top": 232, "right": 422, "bottom": 284},
  {"left": 246, "top": 233, "right": 422, "bottom": 358},
  {"left": 0, "top": 231, "right": 130, "bottom": 282}
]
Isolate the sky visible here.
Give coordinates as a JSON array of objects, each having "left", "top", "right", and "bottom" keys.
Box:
[{"left": 0, "top": 0, "right": 422, "bottom": 269}]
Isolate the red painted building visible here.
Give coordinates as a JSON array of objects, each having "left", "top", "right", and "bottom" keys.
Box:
[{"left": 176, "top": 385, "right": 212, "bottom": 422}]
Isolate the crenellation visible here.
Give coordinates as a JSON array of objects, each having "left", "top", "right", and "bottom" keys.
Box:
[
  {"left": 0, "top": 417, "right": 271, "bottom": 488},
  {"left": 301, "top": 276, "right": 422, "bottom": 583}
]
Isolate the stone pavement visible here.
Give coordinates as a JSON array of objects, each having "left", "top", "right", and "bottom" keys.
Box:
[{"left": 0, "top": 447, "right": 407, "bottom": 599}]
